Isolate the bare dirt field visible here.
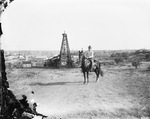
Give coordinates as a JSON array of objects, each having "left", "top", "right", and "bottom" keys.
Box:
[{"left": 6, "top": 65, "right": 150, "bottom": 119}]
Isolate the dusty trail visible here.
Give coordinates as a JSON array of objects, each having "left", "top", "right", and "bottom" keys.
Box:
[{"left": 7, "top": 67, "right": 150, "bottom": 119}]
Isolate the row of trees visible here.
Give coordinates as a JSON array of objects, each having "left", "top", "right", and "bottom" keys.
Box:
[{"left": 110, "top": 49, "right": 150, "bottom": 68}]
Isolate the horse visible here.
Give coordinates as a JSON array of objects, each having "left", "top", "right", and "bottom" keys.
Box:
[{"left": 81, "top": 55, "right": 103, "bottom": 84}]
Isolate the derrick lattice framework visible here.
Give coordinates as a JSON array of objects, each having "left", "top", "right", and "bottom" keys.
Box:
[{"left": 59, "top": 32, "right": 72, "bottom": 68}]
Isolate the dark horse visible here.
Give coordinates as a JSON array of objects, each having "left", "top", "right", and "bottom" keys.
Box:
[{"left": 81, "top": 55, "right": 103, "bottom": 84}]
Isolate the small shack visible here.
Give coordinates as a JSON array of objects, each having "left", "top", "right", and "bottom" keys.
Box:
[{"left": 22, "top": 61, "right": 32, "bottom": 68}]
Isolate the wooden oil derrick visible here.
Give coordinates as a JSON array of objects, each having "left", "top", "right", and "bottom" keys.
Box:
[{"left": 59, "top": 32, "right": 72, "bottom": 68}]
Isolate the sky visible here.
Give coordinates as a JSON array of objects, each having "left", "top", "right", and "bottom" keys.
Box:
[{"left": 1, "top": 0, "right": 150, "bottom": 51}]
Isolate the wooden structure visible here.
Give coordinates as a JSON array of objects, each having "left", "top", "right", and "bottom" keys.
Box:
[
  {"left": 22, "top": 61, "right": 32, "bottom": 68},
  {"left": 59, "top": 32, "right": 72, "bottom": 68},
  {"left": 45, "top": 55, "right": 60, "bottom": 68},
  {"left": 45, "top": 32, "right": 73, "bottom": 68}
]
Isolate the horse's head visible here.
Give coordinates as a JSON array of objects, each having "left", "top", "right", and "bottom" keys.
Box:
[
  {"left": 81, "top": 54, "right": 86, "bottom": 64},
  {"left": 79, "top": 51, "right": 84, "bottom": 61}
]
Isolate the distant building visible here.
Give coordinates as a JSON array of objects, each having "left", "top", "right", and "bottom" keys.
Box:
[
  {"left": 31, "top": 61, "right": 45, "bottom": 68},
  {"left": 35, "top": 62, "right": 45, "bottom": 67},
  {"left": 35, "top": 56, "right": 48, "bottom": 60},
  {"left": 19, "top": 55, "right": 25, "bottom": 60},
  {"left": 22, "top": 61, "right": 32, "bottom": 68},
  {"left": 45, "top": 55, "right": 60, "bottom": 68},
  {"left": 31, "top": 62, "right": 37, "bottom": 67},
  {"left": 6, "top": 56, "right": 18, "bottom": 60},
  {"left": 26, "top": 56, "right": 48, "bottom": 62}
]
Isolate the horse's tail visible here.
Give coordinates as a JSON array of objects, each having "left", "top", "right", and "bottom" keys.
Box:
[
  {"left": 99, "top": 61, "right": 101, "bottom": 68},
  {"left": 99, "top": 62, "right": 104, "bottom": 77}
]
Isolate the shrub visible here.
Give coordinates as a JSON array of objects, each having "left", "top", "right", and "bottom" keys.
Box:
[
  {"left": 145, "top": 54, "right": 150, "bottom": 61},
  {"left": 132, "top": 61, "right": 140, "bottom": 69},
  {"left": 114, "top": 57, "right": 124, "bottom": 65}
]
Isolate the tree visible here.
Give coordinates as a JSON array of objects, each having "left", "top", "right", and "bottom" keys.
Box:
[
  {"left": 145, "top": 53, "right": 150, "bottom": 61},
  {"left": 114, "top": 57, "right": 124, "bottom": 65},
  {"left": 121, "top": 52, "right": 129, "bottom": 60},
  {"left": 132, "top": 61, "right": 140, "bottom": 69}
]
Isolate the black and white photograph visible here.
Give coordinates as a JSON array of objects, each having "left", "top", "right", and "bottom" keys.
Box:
[{"left": 0, "top": 0, "right": 150, "bottom": 119}]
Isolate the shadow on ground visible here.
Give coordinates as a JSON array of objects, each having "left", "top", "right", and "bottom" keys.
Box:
[{"left": 30, "top": 81, "right": 84, "bottom": 86}]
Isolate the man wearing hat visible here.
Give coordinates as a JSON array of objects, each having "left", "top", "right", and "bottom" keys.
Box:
[{"left": 84, "top": 45, "right": 95, "bottom": 71}]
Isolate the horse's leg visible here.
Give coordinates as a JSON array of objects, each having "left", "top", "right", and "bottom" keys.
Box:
[
  {"left": 87, "top": 71, "right": 89, "bottom": 84},
  {"left": 99, "top": 68, "right": 104, "bottom": 77},
  {"left": 97, "top": 62, "right": 103, "bottom": 77},
  {"left": 97, "top": 70, "right": 100, "bottom": 82},
  {"left": 94, "top": 69, "right": 99, "bottom": 82},
  {"left": 83, "top": 71, "right": 86, "bottom": 84}
]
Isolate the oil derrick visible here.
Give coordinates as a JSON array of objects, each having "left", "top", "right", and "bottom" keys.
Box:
[{"left": 59, "top": 32, "right": 72, "bottom": 68}]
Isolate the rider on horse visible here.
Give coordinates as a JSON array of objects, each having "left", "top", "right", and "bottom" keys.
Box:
[{"left": 84, "top": 45, "right": 95, "bottom": 71}]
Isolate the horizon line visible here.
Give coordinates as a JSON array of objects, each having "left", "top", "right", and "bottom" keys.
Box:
[{"left": 2, "top": 48, "right": 150, "bottom": 52}]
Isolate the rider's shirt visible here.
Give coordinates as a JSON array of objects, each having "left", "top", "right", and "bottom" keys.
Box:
[{"left": 84, "top": 50, "right": 94, "bottom": 59}]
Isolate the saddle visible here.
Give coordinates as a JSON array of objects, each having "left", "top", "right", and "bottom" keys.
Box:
[
  {"left": 84, "top": 58, "right": 96, "bottom": 71},
  {"left": 84, "top": 58, "right": 91, "bottom": 66}
]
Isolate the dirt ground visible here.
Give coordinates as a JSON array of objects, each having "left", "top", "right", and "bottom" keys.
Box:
[{"left": 6, "top": 65, "right": 150, "bottom": 119}]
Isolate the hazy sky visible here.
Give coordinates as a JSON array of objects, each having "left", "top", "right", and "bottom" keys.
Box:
[{"left": 1, "top": 0, "right": 150, "bottom": 50}]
